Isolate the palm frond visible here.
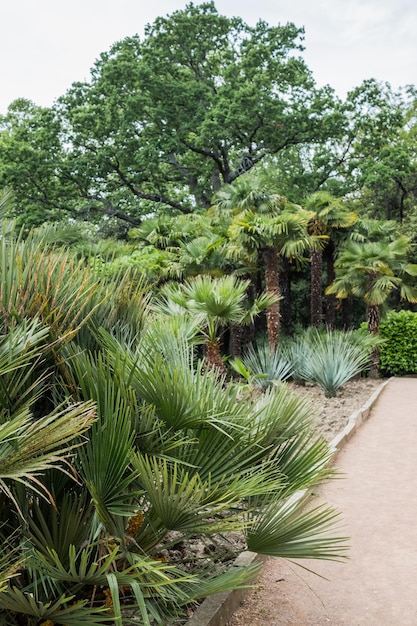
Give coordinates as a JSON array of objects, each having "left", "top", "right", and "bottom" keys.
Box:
[
  {"left": 0, "top": 402, "right": 95, "bottom": 495},
  {"left": 246, "top": 495, "right": 349, "bottom": 560}
]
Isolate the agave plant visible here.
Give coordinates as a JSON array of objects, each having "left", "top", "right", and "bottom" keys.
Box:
[
  {"left": 231, "top": 342, "right": 293, "bottom": 388},
  {"left": 289, "top": 328, "right": 371, "bottom": 397}
]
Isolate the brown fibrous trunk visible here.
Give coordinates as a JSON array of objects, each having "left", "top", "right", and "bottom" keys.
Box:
[{"left": 262, "top": 247, "right": 280, "bottom": 350}]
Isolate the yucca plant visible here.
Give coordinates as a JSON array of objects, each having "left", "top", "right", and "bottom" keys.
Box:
[{"left": 289, "top": 328, "right": 371, "bottom": 397}]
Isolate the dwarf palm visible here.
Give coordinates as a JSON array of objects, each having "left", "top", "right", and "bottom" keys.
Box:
[
  {"left": 0, "top": 318, "right": 95, "bottom": 596},
  {"left": 93, "top": 317, "right": 347, "bottom": 556},
  {"left": 157, "top": 274, "right": 277, "bottom": 374}
]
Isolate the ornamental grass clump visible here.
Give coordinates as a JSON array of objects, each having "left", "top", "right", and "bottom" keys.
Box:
[{"left": 290, "top": 328, "right": 371, "bottom": 398}]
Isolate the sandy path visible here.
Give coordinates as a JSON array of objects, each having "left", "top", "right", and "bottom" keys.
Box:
[{"left": 228, "top": 377, "right": 417, "bottom": 626}]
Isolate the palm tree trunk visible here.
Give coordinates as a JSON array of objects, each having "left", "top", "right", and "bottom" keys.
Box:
[
  {"left": 262, "top": 247, "right": 280, "bottom": 350},
  {"left": 368, "top": 304, "right": 381, "bottom": 378},
  {"left": 280, "top": 256, "right": 293, "bottom": 336},
  {"left": 229, "top": 323, "right": 243, "bottom": 358},
  {"left": 310, "top": 248, "right": 323, "bottom": 327},
  {"left": 325, "top": 243, "right": 336, "bottom": 329},
  {"left": 205, "top": 340, "right": 227, "bottom": 376}
]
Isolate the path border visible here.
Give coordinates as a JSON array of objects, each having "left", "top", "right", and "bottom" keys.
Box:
[{"left": 185, "top": 378, "right": 391, "bottom": 626}]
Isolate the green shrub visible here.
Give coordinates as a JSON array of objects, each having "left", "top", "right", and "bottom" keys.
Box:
[{"left": 378, "top": 310, "right": 417, "bottom": 376}]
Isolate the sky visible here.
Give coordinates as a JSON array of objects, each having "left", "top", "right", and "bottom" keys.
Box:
[{"left": 1, "top": 0, "right": 416, "bottom": 115}]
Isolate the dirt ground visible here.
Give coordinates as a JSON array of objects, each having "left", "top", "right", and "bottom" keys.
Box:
[{"left": 287, "top": 377, "right": 385, "bottom": 442}]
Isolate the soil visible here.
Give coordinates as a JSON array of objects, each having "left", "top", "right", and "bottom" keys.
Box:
[{"left": 287, "top": 377, "right": 385, "bottom": 442}]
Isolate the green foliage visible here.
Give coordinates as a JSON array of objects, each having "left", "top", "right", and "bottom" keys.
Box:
[
  {"left": 0, "top": 3, "right": 344, "bottom": 227},
  {"left": 157, "top": 274, "right": 277, "bottom": 373},
  {"left": 378, "top": 310, "right": 417, "bottom": 376},
  {"left": 0, "top": 223, "right": 348, "bottom": 624},
  {"left": 345, "top": 81, "right": 417, "bottom": 222},
  {"left": 288, "top": 328, "right": 372, "bottom": 397},
  {"left": 231, "top": 343, "right": 293, "bottom": 388},
  {"left": 327, "top": 235, "right": 417, "bottom": 339}
]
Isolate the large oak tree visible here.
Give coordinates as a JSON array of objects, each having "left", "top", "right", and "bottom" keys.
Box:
[{"left": 1, "top": 2, "right": 344, "bottom": 227}]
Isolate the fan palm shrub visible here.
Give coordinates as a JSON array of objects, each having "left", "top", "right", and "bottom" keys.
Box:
[
  {"left": 0, "top": 222, "right": 348, "bottom": 625},
  {"left": 0, "top": 318, "right": 95, "bottom": 598},
  {"left": 157, "top": 274, "right": 278, "bottom": 374}
]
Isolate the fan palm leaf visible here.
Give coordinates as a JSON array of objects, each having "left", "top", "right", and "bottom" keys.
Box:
[{"left": 246, "top": 494, "right": 348, "bottom": 560}]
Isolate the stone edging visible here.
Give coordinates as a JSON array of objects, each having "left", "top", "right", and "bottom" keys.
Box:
[{"left": 185, "top": 378, "right": 391, "bottom": 626}]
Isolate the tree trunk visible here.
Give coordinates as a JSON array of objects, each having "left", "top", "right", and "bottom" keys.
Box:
[
  {"left": 325, "top": 242, "right": 336, "bottom": 329},
  {"left": 229, "top": 323, "right": 243, "bottom": 358},
  {"left": 310, "top": 248, "right": 323, "bottom": 327},
  {"left": 280, "top": 256, "right": 293, "bottom": 336},
  {"left": 262, "top": 247, "right": 280, "bottom": 350},
  {"left": 368, "top": 304, "right": 381, "bottom": 378},
  {"left": 205, "top": 340, "right": 227, "bottom": 377}
]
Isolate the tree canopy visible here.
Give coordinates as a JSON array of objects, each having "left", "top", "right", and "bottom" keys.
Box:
[{"left": 0, "top": 2, "right": 347, "bottom": 227}]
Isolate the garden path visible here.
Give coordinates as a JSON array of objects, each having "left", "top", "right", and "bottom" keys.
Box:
[{"left": 228, "top": 377, "right": 417, "bottom": 626}]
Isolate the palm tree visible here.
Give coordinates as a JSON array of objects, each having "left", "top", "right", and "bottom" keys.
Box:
[
  {"left": 304, "top": 191, "right": 357, "bottom": 327},
  {"left": 157, "top": 274, "right": 277, "bottom": 374},
  {"left": 213, "top": 175, "right": 318, "bottom": 349},
  {"left": 326, "top": 237, "right": 417, "bottom": 376},
  {"left": 338, "top": 216, "right": 405, "bottom": 328},
  {"left": 349, "top": 216, "right": 400, "bottom": 243}
]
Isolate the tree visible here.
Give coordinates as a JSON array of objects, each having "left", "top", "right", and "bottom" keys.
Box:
[
  {"left": 326, "top": 237, "right": 417, "bottom": 376},
  {"left": 0, "top": 100, "right": 84, "bottom": 229},
  {"left": 214, "top": 175, "right": 318, "bottom": 348},
  {"left": 304, "top": 191, "right": 356, "bottom": 327},
  {"left": 342, "top": 81, "right": 417, "bottom": 221},
  {"left": 1, "top": 3, "right": 343, "bottom": 227}
]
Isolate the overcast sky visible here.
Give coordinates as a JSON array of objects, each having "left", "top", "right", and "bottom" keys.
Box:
[{"left": 1, "top": 0, "right": 416, "bottom": 114}]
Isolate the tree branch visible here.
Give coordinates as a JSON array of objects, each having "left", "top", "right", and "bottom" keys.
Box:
[
  {"left": 109, "top": 157, "right": 193, "bottom": 214},
  {"left": 313, "top": 136, "right": 355, "bottom": 191},
  {"left": 77, "top": 198, "right": 141, "bottom": 226},
  {"left": 180, "top": 138, "right": 225, "bottom": 179}
]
